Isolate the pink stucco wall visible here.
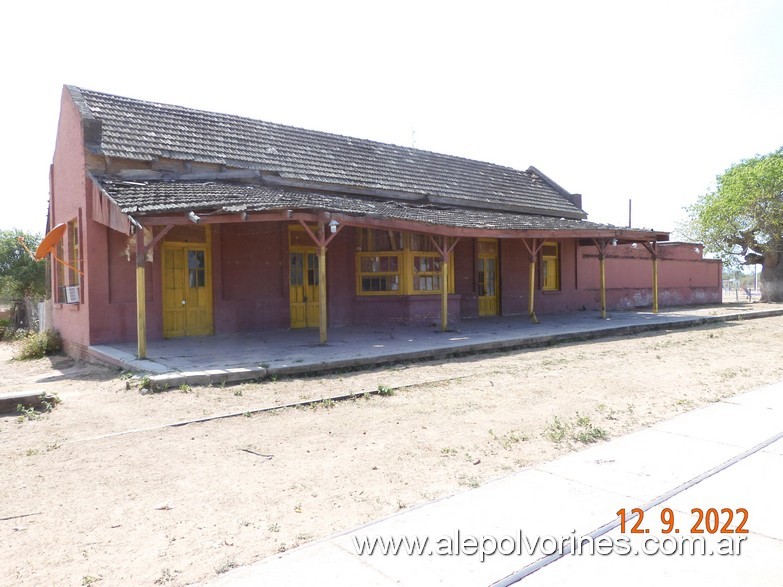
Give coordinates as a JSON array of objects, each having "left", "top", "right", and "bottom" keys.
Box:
[
  {"left": 83, "top": 229, "right": 721, "bottom": 345},
  {"left": 50, "top": 88, "right": 90, "bottom": 356},
  {"left": 576, "top": 243, "right": 722, "bottom": 310}
]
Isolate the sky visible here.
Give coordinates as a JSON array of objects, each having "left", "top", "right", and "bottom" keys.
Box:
[{"left": 1, "top": 0, "right": 782, "bottom": 239}]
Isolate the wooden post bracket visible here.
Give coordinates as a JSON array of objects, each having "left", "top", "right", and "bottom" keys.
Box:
[
  {"left": 641, "top": 241, "right": 659, "bottom": 313},
  {"left": 428, "top": 236, "right": 461, "bottom": 332},
  {"left": 522, "top": 238, "right": 546, "bottom": 324},
  {"left": 592, "top": 238, "right": 609, "bottom": 319}
]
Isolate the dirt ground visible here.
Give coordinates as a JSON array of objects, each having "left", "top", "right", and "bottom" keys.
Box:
[{"left": 1, "top": 314, "right": 782, "bottom": 586}]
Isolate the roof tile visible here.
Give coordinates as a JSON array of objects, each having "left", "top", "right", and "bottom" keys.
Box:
[{"left": 71, "top": 86, "right": 586, "bottom": 219}]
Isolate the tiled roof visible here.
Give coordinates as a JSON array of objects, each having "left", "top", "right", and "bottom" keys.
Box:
[
  {"left": 69, "top": 86, "right": 586, "bottom": 219},
  {"left": 96, "top": 178, "right": 620, "bottom": 233}
]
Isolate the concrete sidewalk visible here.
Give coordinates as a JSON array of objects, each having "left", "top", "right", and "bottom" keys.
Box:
[
  {"left": 208, "top": 381, "right": 783, "bottom": 587},
  {"left": 90, "top": 304, "right": 783, "bottom": 390}
]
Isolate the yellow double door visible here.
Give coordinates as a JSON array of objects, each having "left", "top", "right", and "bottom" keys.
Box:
[
  {"left": 289, "top": 248, "right": 320, "bottom": 328},
  {"left": 162, "top": 244, "right": 213, "bottom": 337},
  {"left": 478, "top": 239, "right": 498, "bottom": 316}
]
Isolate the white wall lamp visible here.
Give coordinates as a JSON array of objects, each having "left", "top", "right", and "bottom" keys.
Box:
[
  {"left": 187, "top": 211, "right": 201, "bottom": 224},
  {"left": 329, "top": 219, "right": 340, "bottom": 234}
]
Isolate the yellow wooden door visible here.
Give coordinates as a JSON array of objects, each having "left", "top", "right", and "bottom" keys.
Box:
[
  {"left": 478, "top": 239, "right": 498, "bottom": 316},
  {"left": 163, "top": 245, "right": 213, "bottom": 337},
  {"left": 290, "top": 250, "right": 320, "bottom": 328}
]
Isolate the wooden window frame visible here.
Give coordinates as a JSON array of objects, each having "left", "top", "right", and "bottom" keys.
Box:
[
  {"left": 355, "top": 253, "right": 402, "bottom": 295},
  {"left": 55, "top": 218, "right": 81, "bottom": 304},
  {"left": 355, "top": 229, "right": 455, "bottom": 296}
]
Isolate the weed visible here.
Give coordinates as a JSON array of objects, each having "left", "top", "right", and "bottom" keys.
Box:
[
  {"left": 596, "top": 403, "right": 618, "bottom": 420},
  {"left": 46, "top": 442, "right": 61, "bottom": 451},
  {"left": 154, "top": 568, "right": 177, "bottom": 584},
  {"left": 377, "top": 384, "right": 395, "bottom": 396},
  {"left": 260, "top": 362, "right": 270, "bottom": 368},
  {"left": 16, "top": 404, "right": 39, "bottom": 422},
  {"left": 270, "top": 375, "right": 278, "bottom": 382},
  {"left": 458, "top": 475, "right": 480, "bottom": 489},
  {"left": 320, "top": 398, "right": 335, "bottom": 409},
  {"left": 118, "top": 370, "right": 134, "bottom": 380},
  {"left": 489, "top": 428, "right": 529, "bottom": 449},
  {"left": 139, "top": 376, "right": 152, "bottom": 391},
  {"left": 544, "top": 416, "right": 569, "bottom": 443},
  {"left": 215, "top": 559, "right": 238, "bottom": 575},
  {"left": 571, "top": 413, "right": 608, "bottom": 443},
  {"left": 440, "top": 447, "right": 458, "bottom": 456},
  {"left": 234, "top": 389, "right": 243, "bottom": 397},
  {"left": 25, "top": 448, "right": 39, "bottom": 456},
  {"left": 179, "top": 384, "right": 191, "bottom": 393},
  {"left": 243, "top": 412, "right": 252, "bottom": 418},
  {"left": 81, "top": 576, "right": 101, "bottom": 586},
  {"left": 268, "top": 522, "right": 281, "bottom": 532},
  {"left": 545, "top": 413, "right": 608, "bottom": 445},
  {"left": 14, "top": 330, "right": 62, "bottom": 360}
]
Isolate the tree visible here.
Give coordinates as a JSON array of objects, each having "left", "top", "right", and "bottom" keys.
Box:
[
  {"left": 0, "top": 229, "right": 46, "bottom": 300},
  {"left": 685, "top": 147, "right": 783, "bottom": 302}
]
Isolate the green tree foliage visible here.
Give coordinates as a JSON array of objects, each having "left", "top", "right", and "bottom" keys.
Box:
[
  {"left": 686, "top": 147, "right": 783, "bottom": 302},
  {"left": 0, "top": 229, "right": 46, "bottom": 300}
]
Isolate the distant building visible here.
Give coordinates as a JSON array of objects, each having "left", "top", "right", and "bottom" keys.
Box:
[{"left": 48, "top": 86, "right": 720, "bottom": 358}]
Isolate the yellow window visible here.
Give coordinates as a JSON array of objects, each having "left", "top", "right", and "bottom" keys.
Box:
[
  {"left": 411, "top": 253, "right": 442, "bottom": 292},
  {"left": 542, "top": 241, "right": 560, "bottom": 291},
  {"left": 355, "top": 229, "right": 455, "bottom": 296},
  {"left": 356, "top": 253, "right": 402, "bottom": 294},
  {"left": 68, "top": 219, "right": 80, "bottom": 287},
  {"left": 55, "top": 240, "right": 66, "bottom": 303}
]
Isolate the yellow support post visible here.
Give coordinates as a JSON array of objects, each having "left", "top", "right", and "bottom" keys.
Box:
[
  {"left": 528, "top": 259, "right": 538, "bottom": 324},
  {"left": 652, "top": 256, "right": 659, "bottom": 314},
  {"left": 319, "top": 245, "right": 327, "bottom": 344},
  {"left": 441, "top": 255, "right": 449, "bottom": 332},
  {"left": 599, "top": 254, "right": 607, "bottom": 319},
  {"left": 136, "top": 265, "right": 146, "bottom": 359}
]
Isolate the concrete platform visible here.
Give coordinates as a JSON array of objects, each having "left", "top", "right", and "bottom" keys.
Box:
[
  {"left": 88, "top": 304, "right": 783, "bottom": 390},
  {"left": 207, "top": 380, "right": 783, "bottom": 587}
]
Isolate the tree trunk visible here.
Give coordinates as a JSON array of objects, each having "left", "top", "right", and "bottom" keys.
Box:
[{"left": 760, "top": 247, "right": 783, "bottom": 302}]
